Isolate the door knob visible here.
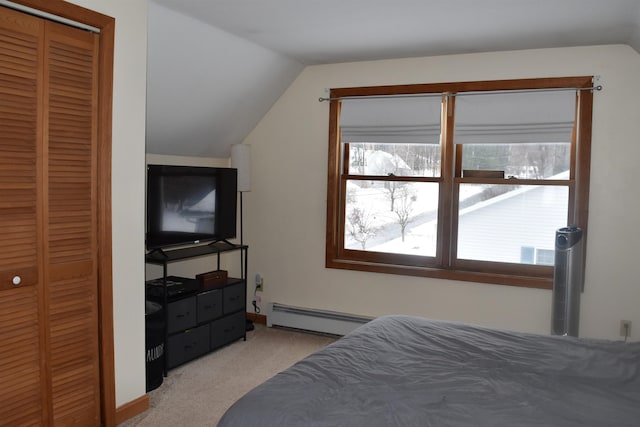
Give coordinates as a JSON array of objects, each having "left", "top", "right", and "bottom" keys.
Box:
[{"left": 12, "top": 276, "right": 22, "bottom": 286}]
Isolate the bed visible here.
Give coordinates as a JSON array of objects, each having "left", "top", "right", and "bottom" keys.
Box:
[{"left": 218, "top": 315, "right": 640, "bottom": 426}]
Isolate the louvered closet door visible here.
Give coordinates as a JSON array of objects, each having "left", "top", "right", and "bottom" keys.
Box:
[
  {"left": 44, "top": 21, "right": 101, "bottom": 426},
  {"left": 0, "top": 7, "right": 101, "bottom": 426},
  {"left": 0, "top": 9, "right": 46, "bottom": 426}
]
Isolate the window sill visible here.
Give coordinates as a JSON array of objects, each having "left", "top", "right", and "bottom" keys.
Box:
[{"left": 326, "top": 257, "right": 552, "bottom": 290}]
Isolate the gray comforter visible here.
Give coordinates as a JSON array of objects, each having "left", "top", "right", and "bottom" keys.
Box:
[{"left": 218, "top": 315, "right": 640, "bottom": 426}]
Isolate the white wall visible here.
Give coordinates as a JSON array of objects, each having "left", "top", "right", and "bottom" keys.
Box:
[
  {"left": 243, "top": 45, "right": 640, "bottom": 341},
  {"left": 67, "top": 0, "right": 148, "bottom": 407},
  {"left": 146, "top": 2, "right": 304, "bottom": 157}
]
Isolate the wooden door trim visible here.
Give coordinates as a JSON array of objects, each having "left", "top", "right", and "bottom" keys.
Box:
[
  {"left": 115, "top": 395, "right": 149, "bottom": 425},
  {"left": 8, "top": 1, "right": 117, "bottom": 426}
]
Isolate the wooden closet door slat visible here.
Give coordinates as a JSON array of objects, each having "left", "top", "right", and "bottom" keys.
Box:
[
  {"left": 0, "top": 8, "right": 46, "bottom": 426},
  {"left": 44, "top": 21, "right": 101, "bottom": 427}
]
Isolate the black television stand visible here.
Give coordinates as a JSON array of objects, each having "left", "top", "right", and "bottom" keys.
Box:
[{"left": 145, "top": 242, "right": 248, "bottom": 377}]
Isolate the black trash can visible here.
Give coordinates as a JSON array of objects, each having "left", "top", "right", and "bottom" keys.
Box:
[{"left": 145, "top": 300, "right": 164, "bottom": 392}]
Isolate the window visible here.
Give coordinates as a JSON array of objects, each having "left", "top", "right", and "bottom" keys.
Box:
[
  {"left": 325, "top": 77, "right": 594, "bottom": 288},
  {"left": 520, "top": 247, "right": 555, "bottom": 266}
]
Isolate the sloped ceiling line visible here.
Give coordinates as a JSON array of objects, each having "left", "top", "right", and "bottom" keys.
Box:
[
  {"left": 146, "top": 2, "right": 303, "bottom": 158},
  {"left": 146, "top": 0, "right": 640, "bottom": 157}
]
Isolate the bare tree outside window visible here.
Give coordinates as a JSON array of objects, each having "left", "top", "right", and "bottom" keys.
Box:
[
  {"left": 347, "top": 206, "right": 377, "bottom": 249},
  {"left": 393, "top": 185, "right": 416, "bottom": 242},
  {"left": 384, "top": 180, "right": 400, "bottom": 211}
]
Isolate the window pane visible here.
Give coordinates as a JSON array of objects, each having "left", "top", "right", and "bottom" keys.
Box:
[
  {"left": 461, "top": 143, "right": 570, "bottom": 179},
  {"left": 348, "top": 142, "right": 441, "bottom": 177},
  {"left": 344, "top": 180, "right": 439, "bottom": 256},
  {"left": 535, "top": 248, "right": 555, "bottom": 265},
  {"left": 520, "top": 246, "right": 535, "bottom": 263},
  {"left": 457, "top": 184, "right": 568, "bottom": 264}
]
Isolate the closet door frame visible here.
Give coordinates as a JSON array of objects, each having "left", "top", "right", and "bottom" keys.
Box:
[{"left": 9, "top": 1, "right": 116, "bottom": 425}]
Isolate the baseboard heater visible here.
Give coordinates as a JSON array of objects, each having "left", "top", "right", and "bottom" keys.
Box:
[{"left": 268, "top": 303, "right": 374, "bottom": 336}]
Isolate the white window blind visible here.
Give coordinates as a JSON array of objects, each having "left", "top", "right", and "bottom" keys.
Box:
[
  {"left": 454, "top": 90, "right": 576, "bottom": 144},
  {"left": 340, "top": 96, "right": 442, "bottom": 144}
]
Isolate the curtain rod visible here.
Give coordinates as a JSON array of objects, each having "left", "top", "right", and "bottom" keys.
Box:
[
  {"left": 0, "top": 0, "right": 101, "bottom": 33},
  {"left": 318, "top": 85, "right": 603, "bottom": 102}
]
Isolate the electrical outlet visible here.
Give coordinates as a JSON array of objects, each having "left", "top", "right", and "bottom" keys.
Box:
[
  {"left": 255, "top": 273, "right": 264, "bottom": 292},
  {"left": 620, "top": 320, "right": 632, "bottom": 337}
]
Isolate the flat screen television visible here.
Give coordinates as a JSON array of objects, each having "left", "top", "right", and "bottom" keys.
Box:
[{"left": 146, "top": 164, "right": 237, "bottom": 249}]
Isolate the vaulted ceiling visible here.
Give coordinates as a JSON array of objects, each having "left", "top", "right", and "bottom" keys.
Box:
[{"left": 146, "top": 0, "right": 640, "bottom": 158}]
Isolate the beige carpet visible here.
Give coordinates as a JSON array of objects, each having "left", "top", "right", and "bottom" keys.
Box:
[{"left": 120, "top": 324, "right": 336, "bottom": 426}]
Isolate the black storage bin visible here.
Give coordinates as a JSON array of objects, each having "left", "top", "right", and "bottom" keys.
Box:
[{"left": 145, "top": 300, "right": 165, "bottom": 392}]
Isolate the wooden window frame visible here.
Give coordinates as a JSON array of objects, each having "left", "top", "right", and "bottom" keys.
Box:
[{"left": 325, "top": 77, "right": 593, "bottom": 289}]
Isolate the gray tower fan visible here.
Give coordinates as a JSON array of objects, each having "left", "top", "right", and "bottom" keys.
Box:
[{"left": 551, "top": 226, "right": 584, "bottom": 337}]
